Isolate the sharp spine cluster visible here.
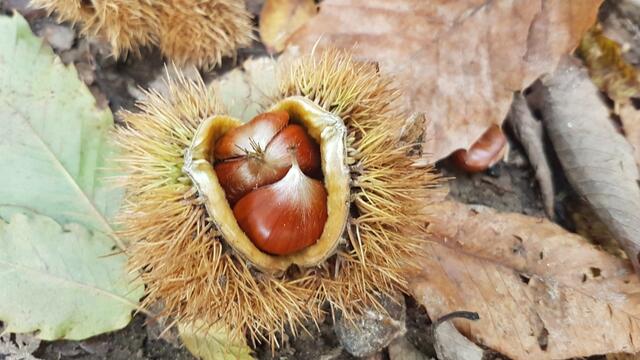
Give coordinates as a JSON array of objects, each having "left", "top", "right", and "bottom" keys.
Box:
[{"left": 30, "top": 0, "right": 253, "bottom": 68}]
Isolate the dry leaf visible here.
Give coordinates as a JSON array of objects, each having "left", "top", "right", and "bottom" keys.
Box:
[
  {"left": 577, "top": 23, "right": 640, "bottom": 172},
  {"left": 259, "top": 0, "right": 317, "bottom": 53},
  {"left": 0, "top": 331, "right": 41, "bottom": 360},
  {"left": 209, "top": 57, "right": 279, "bottom": 122},
  {"left": 607, "top": 353, "right": 640, "bottom": 360},
  {"left": 36, "top": 24, "right": 75, "bottom": 52},
  {"left": 178, "top": 321, "right": 253, "bottom": 360},
  {"left": 410, "top": 201, "right": 640, "bottom": 359},
  {"left": 335, "top": 292, "right": 406, "bottom": 357},
  {"left": 388, "top": 337, "right": 430, "bottom": 360},
  {"left": 434, "top": 321, "right": 483, "bottom": 360},
  {"left": 600, "top": 0, "right": 640, "bottom": 66},
  {"left": 507, "top": 93, "right": 555, "bottom": 218},
  {"left": 619, "top": 104, "right": 640, "bottom": 168},
  {"left": 285, "top": 0, "right": 602, "bottom": 161},
  {"left": 539, "top": 57, "right": 640, "bottom": 274}
]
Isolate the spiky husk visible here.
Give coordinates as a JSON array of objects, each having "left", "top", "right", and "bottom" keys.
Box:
[
  {"left": 115, "top": 73, "right": 322, "bottom": 347},
  {"left": 279, "top": 49, "right": 442, "bottom": 320},
  {"left": 30, "top": 0, "right": 158, "bottom": 57},
  {"left": 30, "top": 0, "right": 252, "bottom": 65},
  {"left": 157, "top": 0, "right": 253, "bottom": 69},
  {"left": 115, "top": 51, "right": 441, "bottom": 347}
]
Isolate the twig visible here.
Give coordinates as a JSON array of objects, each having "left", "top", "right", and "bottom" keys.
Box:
[{"left": 507, "top": 92, "right": 556, "bottom": 218}]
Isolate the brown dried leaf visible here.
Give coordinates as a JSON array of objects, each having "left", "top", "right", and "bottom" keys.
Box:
[
  {"left": 507, "top": 93, "right": 555, "bottom": 218},
  {"left": 607, "top": 353, "right": 640, "bottom": 360},
  {"left": 410, "top": 201, "right": 640, "bottom": 360},
  {"left": 388, "top": 337, "right": 430, "bottom": 360},
  {"left": 285, "top": 0, "right": 602, "bottom": 161},
  {"left": 434, "top": 322, "right": 484, "bottom": 360},
  {"left": 539, "top": 57, "right": 640, "bottom": 273},
  {"left": 259, "top": 0, "right": 317, "bottom": 53}
]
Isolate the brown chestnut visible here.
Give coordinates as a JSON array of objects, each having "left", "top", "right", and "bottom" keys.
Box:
[
  {"left": 232, "top": 162, "right": 328, "bottom": 255},
  {"left": 213, "top": 111, "right": 327, "bottom": 255},
  {"left": 451, "top": 125, "right": 507, "bottom": 173},
  {"left": 214, "top": 113, "right": 321, "bottom": 205}
]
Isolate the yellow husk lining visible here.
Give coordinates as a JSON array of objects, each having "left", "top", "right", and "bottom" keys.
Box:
[{"left": 114, "top": 50, "right": 442, "bottom": 347}]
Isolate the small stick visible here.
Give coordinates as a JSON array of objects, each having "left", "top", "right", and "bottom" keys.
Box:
[{"left": 507, "top": 92, "right": 556, "bottom": 218}]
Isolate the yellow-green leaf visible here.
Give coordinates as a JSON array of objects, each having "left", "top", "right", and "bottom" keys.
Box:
[
  {"left": 0, "top": 13, "right": 140, "bottom": 340},
  {"left": 0, "top": 209, "right": 143, "bottom": 340},
  {"left": 0, "top": 13, "right": 122, "bottom": 240},
  {"left": 179, "top": 321, "right": 253, "bottom": 360}
]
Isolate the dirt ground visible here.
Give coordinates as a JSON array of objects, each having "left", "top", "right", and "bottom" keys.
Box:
[{"left": 0, "top": 0, "right": 614, "bottom": 359}]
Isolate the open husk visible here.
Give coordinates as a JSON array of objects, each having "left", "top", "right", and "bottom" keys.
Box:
[
  {"left": 114, "top": 50, "right": 442, "bottom": 347},
  {"left": 184, "top": 97, "right": 349, "bottom": 272}
]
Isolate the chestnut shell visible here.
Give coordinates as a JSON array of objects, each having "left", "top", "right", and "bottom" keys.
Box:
[{"left": 183, "top": 97, "right": 350, "bottom": 273}]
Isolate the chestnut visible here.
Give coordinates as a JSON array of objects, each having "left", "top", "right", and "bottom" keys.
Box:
[
  {"left": 233, "top": 162, "right": 328, "bottom": 255},
  {"left": 213, "top": 111, "right": 326, "bottom": 255},
  {"left": 451, "top": 125, "right": 507, "bottom": 173},
  {"left": 213, "top": 113, "right": 321, "bottom": 205}
]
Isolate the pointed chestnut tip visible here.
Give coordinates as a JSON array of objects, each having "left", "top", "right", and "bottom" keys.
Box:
[
  {"left": 233, "top": 165, "right": 328, "bottom": 256},
  {"left": 266, "top": 124, "right": 322, "bottom": 179}
]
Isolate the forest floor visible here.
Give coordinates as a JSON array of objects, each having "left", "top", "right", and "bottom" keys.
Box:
[{"left": 0, "top": 0, "right": 611, "bottom": 359}]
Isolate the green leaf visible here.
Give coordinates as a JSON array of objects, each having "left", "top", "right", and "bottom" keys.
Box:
[
  {"left": 0, "top": 13, "right": 140, "bottom": 340},
  {"left": 0, "top": 209, "right": 143, "bottom": 340},
  {"left": 179, "top": 321, "right": 253, "bottom": 360},
  {"left": 0, "top": 13, "right": 122, "bottom": 241}
]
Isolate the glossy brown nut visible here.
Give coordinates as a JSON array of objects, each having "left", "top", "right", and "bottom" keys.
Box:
[
  {"left": 265, "top": 124, "right": 322, "bottom": 179},
  {"left": 214, "top": 158, "right": 289, "bottom": 205},
  {"left": 214, "top": 110, "right": 290, "bottom": 160},
  {"left": 214, "top": 122, "right": 322, "bottom": 205},
  {"left": 233, "top": 164, "right": 328, "bottom": 256},
  {"left": 451, "top": 125, "right": 507, "bottom": 173}
]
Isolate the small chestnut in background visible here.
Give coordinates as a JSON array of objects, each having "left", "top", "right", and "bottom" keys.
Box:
[
  {"left": 451, "top": 125, "right": 507, "bottom": 173},
  {"left": 213, "top": 111, "right": 327, "bottom": 256}
]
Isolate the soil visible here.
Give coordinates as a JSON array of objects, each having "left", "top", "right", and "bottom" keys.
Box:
[{"left": 0, "top": 0, "right": 613, "bottom": 359}]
